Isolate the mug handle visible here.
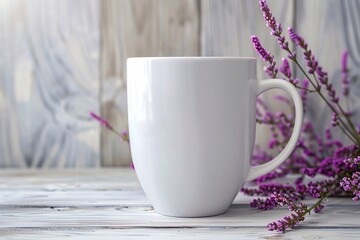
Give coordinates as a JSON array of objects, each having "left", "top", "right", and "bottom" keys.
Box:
[{"left": 246, "top": 79, "right": 303, "bottom": 182}]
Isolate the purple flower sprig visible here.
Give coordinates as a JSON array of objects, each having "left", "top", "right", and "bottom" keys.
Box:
[
  {"left": 278, "top": 58, "right": 318, "bottom": 100},
  {"left": 267, "top": 193, "right": 307, "bottom": 233},
  {"left": 267, "top": 191, "right": 331, "bottom": 233},
  {"left": 332, "top": 113, "right": 339, "bottom": 127},
  {"left": 288, "top": 27, "right": 345, "bottom": 108},
  {"left": 344, "top": 156, "right": 360, "bottom": 169},
  {"left": 341, "top": 171, "right": 360, "bottom": 201},
  {"left": 243, "top": 183, "right": 305, "bottom": 211},
  {"left": 89, "top": 112, "right": 129, "bottom": 143},
  {"left": 254, "top": 0, "right": 360, "bottom": 146},
  {"left": 340, "top": 156, "right": 360, "bottom": 201},
  {"left": 259, "top": 0, "right": 293, "bottom": 56},
  {"left": 251, "top": 35, "right": 278, "bottom": 78},
  {"left": 300, "top": 80, "right": 309, "bottom": 112},
  {"left": 90, "top": 112, "right": 113, "bottom": 129},
  {"left": 341, "top": 51, "right": 351, "bottom": 113},
  {"left": 341, "top": 51, "right": 350, "bottom": 97},
  {"left": 288, "top": 32, "right": 359, "bottom": 143},
  {"left": 251, "top": 64, "right": 359, "bottom": 232}
]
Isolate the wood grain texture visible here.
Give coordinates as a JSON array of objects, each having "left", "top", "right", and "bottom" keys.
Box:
[
  {"left": 201, "top": 0, "right": 295, "bottom": 77},
  {"left": 99, "top": 0, "right": 200, "bottom": 166},
  {"left": 2, "top": 229, "right": 360, "bottom": 240},
  {"left": 0, "top": 169, "right": 359, "bottom": 239},
  {"left": 0, "top": 0, "right": 100, "bottom": 168}
]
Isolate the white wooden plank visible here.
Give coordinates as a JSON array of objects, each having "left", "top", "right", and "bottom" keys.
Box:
[
  {"left": 0, "top": 188, "right": 356, "bottom": 207},
  {"left": 0, "top": 190, "right": 149, "bottom": 207},
  {"left": 0, "top": 0, "right": 100, "bottom": 168},
  {"left": 99, "top": 0, "right": 200, "bottom": 166},
  {"left": 0, "top": 170, "right": 358, "bottom": 227},
  {"left": 2, "top": 228, "right": 360, "bottom": 240},
  {"left": 0, "top": 169, "right": 356, "bottom": 206},
  {"left": 0, "top": 203, "right": 359, "bottom": 229},
  {"left": 0, "top": 169, "right": 359, "bottom": 239}
]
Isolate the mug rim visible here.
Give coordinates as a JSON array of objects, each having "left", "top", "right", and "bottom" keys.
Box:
[{"left": 127, "top": 56, "right": 256, "bottom": 61}]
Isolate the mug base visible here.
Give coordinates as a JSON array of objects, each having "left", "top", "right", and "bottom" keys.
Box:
[{"left": 154, "top": 207, "right": 229, "bottom": 218}]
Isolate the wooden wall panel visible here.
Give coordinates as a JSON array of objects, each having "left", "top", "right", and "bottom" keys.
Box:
[
  {"left": 342, "top": 0, "right": 360, "bottom": 121},
  {"left": 0, "top": 0, "right": 100, "bottom": 167},
  {"left": 1, "top": 0, "right": 359, "bottom": 168},
  {"left": 201, "top": 0, "right": 295, "bottom": 78},
  {"left": 100, "top": 0, "right": 200, "bottom": 166}
]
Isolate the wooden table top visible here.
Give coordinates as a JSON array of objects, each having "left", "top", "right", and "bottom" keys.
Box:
[{"left": 0, "top": 168, "right": 359, "bottom": 239}]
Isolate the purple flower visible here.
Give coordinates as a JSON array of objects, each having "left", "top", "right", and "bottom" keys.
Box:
[
  {"left": 341, "top": 51, "right": 350, "bottom": 97},
  {"left": 250, "top": 197, "right": 277, "bottom": 210},
  {"left": 251, "top": 35, "right": 273, "bottom": 62},
  {"left": 255, "top": 169, "right": 289, "bottom": 183},
  {"left": 344, "top": 156, "right": 360, "bottom": 169},
  {"left": 241, "top": 187, "right": 263, "bottom": 196},
  {"left": 331, "top": 112, "right": 339, "bottom": 127},
  {"left": 314, "top": 204, "right": 324, "bottom": 213},
  {"left": 341, "top": 51, "right": 348, "bottom": 70},
  {"left": 121, "top": 131, "right": 130, "bottom": 142},
  {"left": 251, "top": 0, "right": 360, "bottom": 233},
  {"left": 259, "top": 0, "right": 280, "bottom": 35},
  {"left": 267, "top": 212, "right": 305, "bottom": 233},
  {"left": 288, "top": 28, "right": 343, "bottom": 102},
  {"left": 130, "top": 162, "right": 135, "bottom": 169},
  {"left": 288, "top": 28, "right": 344, "bottom": 105},
  {"left": 90, "top": 112, "right": 130, "bottom": 143},
  {"left": 325, "top": 83, "right": 339, "bottom": 103},
  {"left": 251, "top": 35, "right": 278, "bottom": 77},
  {"left": 90, "top": 112, "right": 113, "bottom": 129},
  {"left": 305, "top": 52, "right": 319, "bottom": 75},
  {"left": 279, "top": 58, "right": 291, "bottom": 78},
  {"left": 300, "top": 79, "right": 309, "bottom": 110},
  {"left": 325, "top": 128, "right": 332, "bottom": 140},
  {"left": 259, "top": 183, "right": 295, "bottom": 195},
  {"left": 267, "top": 193, "right": 308, "bottom": 232},
  {"left": 333, "top": 145, "right": 359, "bottom": 159},
  {"left": 301, "top": 168, "right": 317, "bottom": 178},
  {"left": 274, "top": 95, "right": 291, "bottom": 105},
  {"left": 288, "top": 28, "right": 308, "bottom": 50},
  {"left": 307, "top": 180, "right": 336, "bottom": 198},
  {"left": 340, "top": 171, "right": 360, "bottom": 201},
  {"left": 259, "top": 0, "right": 292, "bottom": 53}
]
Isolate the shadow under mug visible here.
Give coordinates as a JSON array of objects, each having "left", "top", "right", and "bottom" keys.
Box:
[{"left": 127, "top": 57, "right": 303, "bottom": 217}]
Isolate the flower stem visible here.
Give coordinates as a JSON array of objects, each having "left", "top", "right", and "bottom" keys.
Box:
[
  {"left": 109, "top": 128, "right": 129, "bottom": 142},
  {"left": 291, "top": 58, "right": 360, "bottom": 145},
  {"left": 311, "top": 73, "right": 321, "bottom": 90},
  {"left": 307, "top": 190, "right": 334, "bottom": 213},
  {"left": 294, "top": 85, "right": 317, "bottom": 92},
  {"left": 271, "top": 33, "right": 360, "bottom": 145},
  {"left": 337, "top": 104, "right": 359, "bottom": 140},
  {"left": 338, "top": 125, "right": 358, "bottom": 145}
]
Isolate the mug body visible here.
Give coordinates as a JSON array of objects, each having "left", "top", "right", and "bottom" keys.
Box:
[{"left": 127, "top": 57, "right": 257, "bottom": 217}]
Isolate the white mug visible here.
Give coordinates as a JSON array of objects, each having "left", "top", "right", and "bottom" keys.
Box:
[{"left": 127, "top": 57, "right": 303, "bottom": 217}]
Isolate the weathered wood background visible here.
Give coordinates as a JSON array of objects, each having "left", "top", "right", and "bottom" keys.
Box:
[{"left": 0, "top": 0, "right": 359, "bottom": 168}]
